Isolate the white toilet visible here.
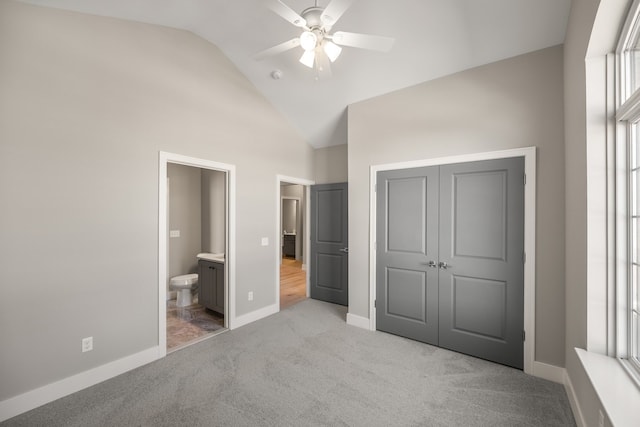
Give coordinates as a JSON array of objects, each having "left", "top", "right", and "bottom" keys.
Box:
[{"left": 170, "top": 273, "right": 198, "bottom": 307}]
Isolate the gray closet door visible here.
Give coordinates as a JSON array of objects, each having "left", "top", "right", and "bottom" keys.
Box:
[
  {"left": 376, "top": 157, "right": 525, "bottom": 369},
  {"left": 310, "top": 183, "right": 348, "bottom": 306},
  {"left": 438, "top": 158, "right": 524, "bottom": 369},
  {"left": 376, "top": 167, "right": 440, "bottom": 345}
]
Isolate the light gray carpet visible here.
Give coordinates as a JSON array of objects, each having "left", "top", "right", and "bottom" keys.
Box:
[{"left": 3, "top": 299, "right": 575, "bottom": 426}]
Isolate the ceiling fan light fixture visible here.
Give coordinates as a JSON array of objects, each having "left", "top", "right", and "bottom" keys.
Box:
[
  {"left": 323, "top": 40, "right": 342, "bottom": 62},
  {"left": 299, "top": 31, "right": 318, "bottom": 51},
  {"left": 299, "top": 49, "right": 315, "bottom": 68}
]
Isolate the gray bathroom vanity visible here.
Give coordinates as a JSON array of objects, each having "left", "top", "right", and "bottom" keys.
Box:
[{"left": 198, "top": 259, "right": 224, "bottom": 315}]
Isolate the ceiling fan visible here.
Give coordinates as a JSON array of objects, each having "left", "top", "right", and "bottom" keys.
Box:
[{"left": 255, "top": 0, "right": 395, "bottom": 78}]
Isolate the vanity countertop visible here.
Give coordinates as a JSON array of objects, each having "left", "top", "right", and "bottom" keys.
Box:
[{"left": 197, "top": 253, "right": 225, "bottom": 263}]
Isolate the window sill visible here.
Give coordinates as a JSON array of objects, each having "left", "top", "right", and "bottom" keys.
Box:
[{"left": 575, "top": 348, "right": 640, "bottom": 427}]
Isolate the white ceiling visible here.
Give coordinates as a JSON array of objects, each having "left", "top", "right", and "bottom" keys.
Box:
[{"left": 19, "top": 0, "right": 572, "bottom": 148}]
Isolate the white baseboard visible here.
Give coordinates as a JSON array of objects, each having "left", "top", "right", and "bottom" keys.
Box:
[
  {"left": 346, "top": 312, "right": 371, "bottom": 330},
  {"left": 230, "top": 303, "right": 278, "bottom": 330},
  {"left": 564, "top": 369, "right": 586, "bottom": 427},
  {"left": 531, "top": 361, "right": 565, "bottom": 384},
  {"left": 0, "top": 346, "right": 160, "bottom": 423}
]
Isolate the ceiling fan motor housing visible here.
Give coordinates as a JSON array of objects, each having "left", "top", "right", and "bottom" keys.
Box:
[{"left": 301, "top": 6, "right": 324, "bottom": 28}]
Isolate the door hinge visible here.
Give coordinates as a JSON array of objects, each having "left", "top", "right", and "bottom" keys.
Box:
[
  {"left": 523, "top": 330, "right": 526, "bottom": 341},
  {"left": 374, "top": 299, "right": 377, "bottom": 308},
  {"left": 374, "top": 184, "right": 377, "bottom": 192},
  {"left": 523, "top": 251, "right": 526, "bottom": 264},
  {"left": 523, "top": 173, "right": 527, "bottom": 185}
]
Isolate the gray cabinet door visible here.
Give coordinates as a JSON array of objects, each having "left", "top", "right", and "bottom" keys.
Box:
[
  {"left": 198, "top": 260, "right": 215, "bottom": 310},
  {"left": 310, "top": 183, "right": 348, "bottom": 306},
  {"left": 283, "top": 235, "right": 296, "bottom": 257},
  {"left": 376, "top": 157, "right": 525, "bottom": 369},
  {"left": 376, "top": 167, "right": 440, "bottom": 345},
  {"left": 198, "top": 260, "right": 224, "bottom": 314},
  {"left": 213, "top": 262, "right": 224, "bottom": 314}
]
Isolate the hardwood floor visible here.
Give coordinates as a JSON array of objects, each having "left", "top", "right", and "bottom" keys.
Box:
[{"left": 280, "top": 258, "right": 307, "bottom": 309}]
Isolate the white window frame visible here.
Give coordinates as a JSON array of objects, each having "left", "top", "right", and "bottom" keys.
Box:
[{"left": 615, "top": 0, "right": 640, "bottom": 382}]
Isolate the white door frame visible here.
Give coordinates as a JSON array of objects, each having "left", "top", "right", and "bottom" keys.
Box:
[
  {"left": 369, "top": 147, "right": 537, "bottom": 375},
  {"left": 276, "top": 175, "right": 315, "bottom": 309},
  {"left": 158, "top": 151, "right": 236, "bottom": 357}
]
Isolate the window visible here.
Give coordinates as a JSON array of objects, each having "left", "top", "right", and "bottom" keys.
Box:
[
  {"left": 617, "top": 0, "right": 640, "bottom": 378},
  {"left": 628, "top": 121, "right": 640, "bottom": 373}
]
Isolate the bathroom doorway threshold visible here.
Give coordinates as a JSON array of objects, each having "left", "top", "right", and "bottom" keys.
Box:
[{"left": 167, "top": 328, "right": 229, "bottom": 354}]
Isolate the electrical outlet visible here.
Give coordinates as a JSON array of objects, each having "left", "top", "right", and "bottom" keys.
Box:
[
  {"left": 598, "top": 410, "right": 604, "bottom": 427},
  {"left": 169, "top": 230, "right": 180, "bottom": 238},
  {"left": 248, "top": 291, "right": 254, "bottom": 301},
  {"left": 82, "top": 337, "right": 93, "bottom": 353}
]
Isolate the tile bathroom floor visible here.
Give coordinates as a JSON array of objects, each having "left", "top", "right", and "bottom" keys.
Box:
[{"left": 166, "top": 298, "right": 225, "bottom": 352}]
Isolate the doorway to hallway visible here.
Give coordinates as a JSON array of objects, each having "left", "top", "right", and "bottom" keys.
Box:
[{"left": 277, "top": 176, "right": 314, "bottom": 311}]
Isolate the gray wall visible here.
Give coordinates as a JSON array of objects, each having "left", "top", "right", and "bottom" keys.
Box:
[
  {"left": 201, "top": 169, "right": 225, "bottom": 255},
  {"left": 314, "top": 144, "right": 348, "bottom": 184},
  {"left": 168, "top": 163, "right": 201, "bottom": 285},
  {"left": 348, "top": 45, "right": 566, "bottom": 367},
  {"left": 0, "top": 1, "right": 313, "bottom": 401},
  {"left": 282, "top": 199, "right": 297, "bottom": 234}
]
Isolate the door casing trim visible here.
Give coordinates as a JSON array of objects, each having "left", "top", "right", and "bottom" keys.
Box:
[
  {"left": 159, "top": 151, "right": 236, "bottom": 358},
  {"left": 368, "top": 147, "right": 536, "bottom": 375}
]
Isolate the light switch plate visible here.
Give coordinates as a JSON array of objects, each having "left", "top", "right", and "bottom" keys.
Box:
[
  {"left": 170, "top": 230, "right": 180, "bottom": 238},
  {"left": 261, "top": 237, "right": 269, "bottom": 246}
]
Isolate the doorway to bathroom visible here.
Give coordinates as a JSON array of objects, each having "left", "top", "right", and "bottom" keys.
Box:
[
  {"left": 277, "top": 176, "right": 313, "bottom": 310},
  {"left": 159, "top": 152, "right": 236, "bottom": 357}
]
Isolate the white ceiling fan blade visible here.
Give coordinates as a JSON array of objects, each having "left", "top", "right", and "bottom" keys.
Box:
[
  {"left": 331, "top": 31, "right": 395, "bottom": 52},
  {"left": 266, "top": 0, "right": 307, "bottom": 28},
  {"left": 321, "top": 0, "right": 356, "bottom": 29},
  {"left": 254, "top": 38, "right": 301, "bottom": 60}
]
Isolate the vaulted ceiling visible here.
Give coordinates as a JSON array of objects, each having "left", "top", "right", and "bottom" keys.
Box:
[{"left": 19, "top": 0, "right": 572, "bottom": 148}]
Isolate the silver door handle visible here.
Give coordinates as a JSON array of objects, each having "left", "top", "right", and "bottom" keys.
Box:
[
  {"left": 439, "top": 261, "right": 451, "bottom": 269},
  {"left": 339, "top": 247, "right": 349, "bottom": 253},
  {"left": 420, "top": 260, "right": 438, "bottom": 268}
]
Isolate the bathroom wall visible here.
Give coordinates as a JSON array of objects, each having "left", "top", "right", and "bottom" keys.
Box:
[
  {"left": 201, "top": 169, "right": 225, "bottom": 254},
  {"left": 168, "top": 165, "right": 225, "bottom": 298},
  {"left": 168, "top": 164, "right": 202, "bottom": 289}
]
